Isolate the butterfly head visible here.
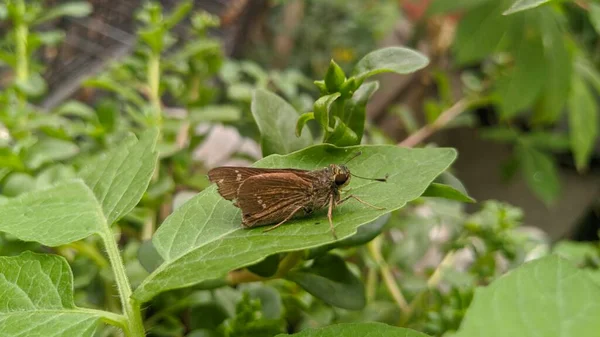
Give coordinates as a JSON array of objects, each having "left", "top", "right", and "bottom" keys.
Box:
[{"left": 330, "top": 164, "right": 351, "bottom": 188}]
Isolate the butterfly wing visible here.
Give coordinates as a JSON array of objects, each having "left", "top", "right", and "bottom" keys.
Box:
[
  {"left": 208, "top": 167, "right": 309, "bottom": 201},
  {"left": 236, "top": 172, "right": 317, "bottom": 227}
]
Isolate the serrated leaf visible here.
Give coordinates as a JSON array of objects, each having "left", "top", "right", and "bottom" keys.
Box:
[
  {"left": 133, "top": 145, "right": 456, "bottom": 302},
  {"left": 0, "top": 180, "right": 103, "bottom": 246},
  {"left": 277, "top": 322, "right": 430, "bottom": 337},
  {"left": 454, "top": 255, "right": 600, "bottom": 337},
  {"left": 344, "top": 81, "right": 379, "bottom": 144},
  {"left": 81, "top": 128, "right": 159, "bottom": 225},
  {"left": 353, "top": 47, "right": 429, "bottom": 81},
  {"left": 568, "top": 75, "right": 598, "bottom": 172},
  {"left": 516, "top": 143, "right": 560, "bottom": 205},
  {"left": 314, "top": 93, "right": 341, "bottom": 133},
  {"left": 503, "top": 0, "right": 552, "bottom": 15},
  {"left": 33, "top": 2, "right": 91, "bottom": 25},
  {"left": 251, "top": 89, "right": 313, "bottom": 156},
  {"left": 0, "top": 252, "right": 103, "bottom": 337},
  {"left": 25, "top": 138, "right": 79, "bottom": 170},
  {"left": 422, "top": 183, "right": 475, "bottom": 203},
  {"left": 287, "top": 254, "right": 365, "bottom": 310}
]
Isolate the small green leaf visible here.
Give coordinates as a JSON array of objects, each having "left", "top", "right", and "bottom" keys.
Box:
[
  {"left": 287, "top": 254, "right": 365, "bottom": 310},
  {"left": 324, "top": 117, "right": 359, "bottom": 147},
  {"left": 277, "top": 322, "right": 430, "bottom": 337},
  {"left": 251, "top": 89, "right": 313, "bottom": 156},
  {"left": 521, "top": 131, "right": 570, "bottom": 151},
  {"left": 35, "top": 164, "right": 77, "bottom": 189},
  {"left": 295, "top": 112, "right": 315, "bottom": 137},
  {"left": 164, "top": 0, "right": 192, "bottom": 29},
  {"left": 454, "top": 255, "right": 600, "bottom": 337},
  {"left": 84, "top": 77, "right": 147, "bottom": 108},
  {"left": 133, "top": 145, "right": 456, "bottom": 303},
  {"left": 479, "top": 127, "right": 520, "bottom": 143},
  {"left": 568, "top": 75, "right": 598, "bottom": 172},
  {"left": 2, "top": 172, "right": 36, "bottom": 197},
  {"left": 344, "top": 81, "right": 379, "bottom": 143},
  {"left": 422, "top": 183, "right": 476, "bottom": 203},
  {"left": 81, "top": 128, "right": 159, "bottom": 225},
  {"left": 54, "top": 100, "right": 97, "bottom": 120},
  {"left": 189, "top": 105, "right": 242, "bottom": 123},
  {"left": 247, "top": 254, "right": 280, "bottom": 278},
  {"left": 0, "top": 252, "right": 104, "bottom": 337},
  {"left": 353, "top": 47, "right": 429, "bottom": 81},
  {"left": 314, "top": 80, "right": 328, "bottom": 94},
  {"left": 0, "top": 180, "right": 103, "bottom": 246},
  {"left": 503, "top": 0, "right": 553, "bottom": 15},
  {"left": 24, "top": 138, "right": 79, "bottom": 170},
  {"left": 33, "top": 2, "right": 92, "bottom": 25},
  {"left": 314, "top": 93, "right": 341, "bottom": 132},
  {"left": 14, "top": 73, "right": 47, "bottom": 97},
  {"left": 96, "top": 98, "right": 118, "bottom": 133},
  {"left": 590, "top": 3, "right": 600, "bottom": 35},
  {"left": 516, "top": 143, "right": 560, "bottom": 205},
  {"left": 324, "top": 60, "right": 346, "bottom": 92}
]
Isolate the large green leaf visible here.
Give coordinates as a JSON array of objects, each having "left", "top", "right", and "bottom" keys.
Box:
[
  {"left": 516, "top": 143, "right": 560, "bottom": 205},
  {"left": 454, "top": 255, "right": 600, "bottom": 337},
  {"left": 0, "top": 180, "right": 103, "bottom": 246},
  {"left": 287, "top": 254, "right": 365, "bottom": 310},
  {"left": 133, "top": 145, "right": 456, "bottom": 302},
  {"left": 503, "top": 0, "right": 553, "bottom": 15},
  {"left": 251, "top": 89, "right": 313, "bottom": 156},
  {"left": 567, "top": 75, "right": 598, "bottom": 172},
  {"left": 81, "top": 128, "right": 159, "bottom": 225},
  {"left": 0, "top": 252, "right": 104, "bottom": 337},
  {"left": 276, "top": 322, "right": 430, "bottom": 337},
  {"left": 353, "top": 47, "right": 429, "bottom": 81}
]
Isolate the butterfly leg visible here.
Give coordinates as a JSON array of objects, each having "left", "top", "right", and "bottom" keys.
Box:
[
  {"left": 327, "top": 195, "right": 338, "bottom": 240},
  {"left": 263, "top": 205, "right": 304, "bottom": 233},
  {"left": 337, "top": 195, "right": 385, "bottom": 210}
]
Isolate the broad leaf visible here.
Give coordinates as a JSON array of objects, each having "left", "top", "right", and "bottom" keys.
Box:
[
  {"left": 287, "top": 254, "right": 365, "bottom": 310},
  {"left": 0, "top": 252, "right": 103, "bottom": 337},
  {"left": 251, "top": 89, "right": 313, "bottom": 156},
  {"left": 568, "top": 75, "right": 598, "bottom": 172},
  {"left": 503, "top": 0, "right": 553, "bottom": 15},
  {"left": 133, "top": 145, "right": 456, "bottom": 302},
  {"left": 353, "top": 47, "right": 429, "bottom": 81},
  {"left": 516, "top": 144, "right": 560, "bottom": 205},
  {"left": 276, "top": 322, "right": 430, "bottom": 337},
  {"left": 0, "top": 180, "right": 103, "bottom": 246},
  {"left": 454, "top": 255, "right": 600, "bottom": 337},
  {"left": 344, "top": 81, "right": 379, "bottom": 144},
  {"left": 81, "top": 128, "right": 159, "bottom": 225},
  {"left": 422, "top": 183, "right": 475, "bottom": 203}
]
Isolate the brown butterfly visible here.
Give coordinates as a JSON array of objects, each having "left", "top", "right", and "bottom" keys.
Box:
[{"left": 207, "top": 152, "right": 387, "bottom": 239}]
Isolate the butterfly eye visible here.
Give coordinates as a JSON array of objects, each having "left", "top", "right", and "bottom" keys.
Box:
[{"left": 335, "top": 174, "right": 348, "bottom": 186}]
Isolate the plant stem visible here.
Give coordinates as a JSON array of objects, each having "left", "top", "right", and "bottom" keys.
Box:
[
  {"left": 14, "top": 1, "right": 29, "bottom": 111},
  {"left": 147, "top": 53, "right": 162, "bottom": 122},
  {"left": 101, "top": 229, "right": 145, "bottom": 337},
  {"left": 367, "top": 236, "right": 410, "bottom": 313},
  {"left": 398, "top": 98, "right": 470, "bottom": 148}
]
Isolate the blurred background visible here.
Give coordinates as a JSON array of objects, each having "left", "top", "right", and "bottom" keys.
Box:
[{"left": 1, "top": 0, "right": 600, "bottom": 335}]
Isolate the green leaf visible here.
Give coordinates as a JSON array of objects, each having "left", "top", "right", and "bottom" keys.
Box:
[
  {"left": 314, "top": 93, "right": 341, "bottom": 132},
  {"left": 427, "top": 0, "right": 492, "bottom": 15},
  {"left": 496, "top": 33, "right": 546, "bottom": 119},
  {"left": 0, "top": 252, "right": 104, "bottom": 337},
  {"left": 344, "top": 81, "right": 379, "bottom": 144},
  {"left": 453, "top": 0, "right": 512, "bottom": 64},
  {"left": 422, "top": 183, "right": 475, "bottom": 203},
  {"left": 84, "top": 77, "right": 147, "bottom": 108},
  {"left": 454, "top": 255, "right": 600, "bottom": 337},
  {"left": 24, "top": 138, "right": 79, "bottom": 170},
  {"left": 324, "top": 60, "right": 346, "bottom": 92},
  {"left": 353, "top": 47, "right": 429, "bottom": 81},
  {"left": 164, "top": 0, "right": 192, "bottom": 29},
  {"left": 81, "top": 128, "right": 159, "bottom": 225},
  {"left": 287, "top": 254, "right": 365, "bottom": 310},
  {"left": 324, "top": 117, "right": 359, "bottom": 147},
  {"left": 96, "top": 98, "right": 118, "bottom": 133},
  {"left": 568, "top": 75, "right": 598, "bottom": 172},
  {"left": 0, "top": 180, "right": 103, "bottom": 246},
  {"left": 521, "top": 131, "right": 570, "bottom": 151},
  {"left": 516, "top": 143, "right": 560, "bottom": 205},
  {"left": 54, "top": 100, "right": 97, "bottom": 120},
  {"left": 14, "top": 73, "right": 47, "bottom": 97},
  {"left": 251, "top": 89, "right": 313, "bottom": 156},
  {"left": 277, "top": 322, "right": 430, "bottom": 337},
  {"left": 2, "top": 173, "right": 36, "bottom": 197},
  {"left": 590, "top": 3, "right": 600, "bottom": 35},
  {"left": 133, "top": 145, "right": 456, "bottom": 302},
  {"left": 295, "top": 112, "right": 315, "bottom": 137},
  {"left": 189, "top": 105, "right": 242, "bottom": 123},
  {"left": 35, "top": 164, "right": 77, "bottom": 189},
  {"left": 33, "top": 2, "right": 92, "bottom": 25},
  {"left": 479, "top": 127, "right": 520, "bottom": 143},
  {"left": 503, "top": 0, "right": 553, "bottom": 15},
  {"left": 532, "top": 10, "right": 572, "bottom": 124},
  {"left": 247, "top": 254, "right": 280, "bottom": 278}
]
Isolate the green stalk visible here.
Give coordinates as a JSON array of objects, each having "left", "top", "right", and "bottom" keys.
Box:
[
  {"left": 147, "top": 53, "right": 162, "bottom": 123},
  {"left": 101, "top": 229, "right": 145, "bottom": 337},
  {"left": 13, "top": 0, "right": 28, "bottom": 111}
]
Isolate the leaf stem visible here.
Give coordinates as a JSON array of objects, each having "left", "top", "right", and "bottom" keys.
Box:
[
  {"left": 367, "top": 236, "right": 409, "bottom": 313},
  {"left": 101, "top": 229, "right": 145, "bottom": 337}
]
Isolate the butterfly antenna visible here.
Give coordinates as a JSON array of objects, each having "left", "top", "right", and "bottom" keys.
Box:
[
  {"left": 344, "top": 151, "right": 363, "bottom": 165},
  {"left": 350, "top": 172, "right": 388, "bottom": 182}
]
